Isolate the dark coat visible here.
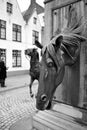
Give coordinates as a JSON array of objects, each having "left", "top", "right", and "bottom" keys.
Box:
[
  {"left": 29, "top": 50, "right": 40, "bottom": 80},
  {"left": 0, "top": 61, "right": 7, "bottom": 80}
]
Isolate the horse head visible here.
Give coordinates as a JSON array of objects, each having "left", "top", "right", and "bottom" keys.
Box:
[
  {"left": 35, "top": 18, "right": 87, "bottom": 110},
  {"left": 35, "top": 36, "right": 65, "bottom": 110},
  {"left": 25, "top": 48, "right": 37, "bottom": 57}
]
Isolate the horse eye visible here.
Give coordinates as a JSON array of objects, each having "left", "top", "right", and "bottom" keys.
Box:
[
  {"left": 47, "top": 58, "right": 54, "bottom": 67},
  {"left": 47, "top": 62, "right": 54, "bottom": 67}
]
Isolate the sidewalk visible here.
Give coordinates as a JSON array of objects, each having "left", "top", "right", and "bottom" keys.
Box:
[
  {"left": 9, "top": 117, "right": 33, "bottom": 130},
  {"left": 0, "top": 74, "right": 38, "bottom": 130},
  {"left": 0, "top": 74, "right": 37, "bottom": 92}
]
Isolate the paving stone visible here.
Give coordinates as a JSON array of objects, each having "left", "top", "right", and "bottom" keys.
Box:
[{"left": 0, "top": 87, "right": 37, "bottom": 130}]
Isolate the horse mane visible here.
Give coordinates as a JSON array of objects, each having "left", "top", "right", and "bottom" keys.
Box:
[
  {"left": 54, "top": 4, "right": 87, "bottom": 42},
  {"left": 42, "top": 6, "right": 87, "bottom": 70},
  {"left": 50, "top": 16, "right": 87, "bottom": 46}
]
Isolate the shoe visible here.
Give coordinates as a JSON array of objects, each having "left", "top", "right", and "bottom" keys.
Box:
[
  {"left": 1, "top": 85, "right": 6, "bottom": 87},
  {"left": 30, "top": 93, "right": 34, "bottom": 98}
]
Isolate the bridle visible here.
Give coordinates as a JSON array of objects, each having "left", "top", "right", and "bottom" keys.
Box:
[{"left": 25, "top": 54, "right": 30, "bottom": 61}]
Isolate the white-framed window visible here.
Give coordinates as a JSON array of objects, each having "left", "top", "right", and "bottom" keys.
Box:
[
  {"left": 7, "top": 2, "right": 13, "bottom": 14},
  {"left": 12, "top": 50, "right": 21, "bottom": 67},
  {"left": 32, "top": 30, "right": 39, "bottom": 44},
  {"left": 12, "top": 24, "right": 21, "bottom": 42},
  {"left": 0, "top": 20, "right": 6, "bottom": 39},
  {"left": 33, "top": 17, "right": 37, "bottom": 24},
  {"left": 0, "top": 49, "right": 6, "bottom": 64}
]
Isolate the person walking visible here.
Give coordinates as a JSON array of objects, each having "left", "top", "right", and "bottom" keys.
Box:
[{"left": 0, "top": 59, "right": 7, "bottom": 87}]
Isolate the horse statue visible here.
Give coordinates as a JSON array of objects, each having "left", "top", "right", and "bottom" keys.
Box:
[
  {"left": 25, "top": 48, "right": 40, "bottom": 97},
  {"left": 34, "top": 16, "right": 87, "bottom": 110}
]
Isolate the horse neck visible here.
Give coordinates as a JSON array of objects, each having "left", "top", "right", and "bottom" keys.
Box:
[
  {"left": 30, "top": 52, "right": 39, "bottom": 62},
  {"left": 31, "top": 57, "right": 39, "bottom": 62},
  {"left": 30, "top": 56, "right": 39, "bottom": 67}
]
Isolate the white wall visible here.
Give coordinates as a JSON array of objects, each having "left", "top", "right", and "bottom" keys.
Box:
[
  {"left": 38, "top": 13, "right": 44, "bottom": 27},
  {"left": 25, "top": 9, "right": 42, "bottom": 46},
  {"left": 0, "top": 0, "right": 29, "bottom": 72},
  {"left": 0, "top": 0, "right": 44, "bottom": 74},
  {"left": 25, "top": 9, "right": 42, "bottom": 61}
]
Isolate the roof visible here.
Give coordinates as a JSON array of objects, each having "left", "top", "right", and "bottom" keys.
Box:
[{"left": 23, "top": 2, "right": 44, "bottom": 22}]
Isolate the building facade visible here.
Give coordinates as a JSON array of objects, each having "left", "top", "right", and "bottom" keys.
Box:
[
  {"left": 44, "top": 0, "right": 87, "bottom": 111},
  {"left": 0, "top": 0, "right": 44, "bottom": 76}
]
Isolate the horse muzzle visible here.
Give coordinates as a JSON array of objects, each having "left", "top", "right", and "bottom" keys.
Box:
[{"left": 36, "top": 99, "right": 52, "bottom": 110}]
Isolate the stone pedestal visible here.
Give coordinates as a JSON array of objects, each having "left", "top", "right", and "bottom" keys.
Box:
[{"left": 33, "top": 103, "right": 87, "bottom": 130}]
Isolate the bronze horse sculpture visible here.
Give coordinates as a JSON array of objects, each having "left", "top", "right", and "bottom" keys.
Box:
[
  {"left": 25, "top": 48, "right": 40, "bottom": 97},
  {"left": 34, "top": 17, "right": 87, "bottom": 110}
]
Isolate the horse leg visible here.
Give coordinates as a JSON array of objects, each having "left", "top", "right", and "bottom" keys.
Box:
[{"left": 29, "top": 77, "right": 34, "bottom": 97}]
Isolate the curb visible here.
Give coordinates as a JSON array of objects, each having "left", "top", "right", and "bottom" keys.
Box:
[{"left": 0, "top": 82, "right": 38, "bottom": 93}]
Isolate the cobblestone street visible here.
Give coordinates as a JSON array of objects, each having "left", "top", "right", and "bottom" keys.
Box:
[{"left": 0, "top": 86, "right": 38, "bottom": 130}]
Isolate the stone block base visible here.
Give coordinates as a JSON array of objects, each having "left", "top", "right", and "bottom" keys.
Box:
[{"left": 33, "top": 104, "right": 87, "bottom": 130}]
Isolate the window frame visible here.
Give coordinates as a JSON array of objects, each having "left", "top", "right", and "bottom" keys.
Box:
[
  {"left": 7, "top": 2, "right": 13, "bottom": 14},
  {"left": 0, "top": 48, "right": 6, "bottom": 64},
  {"left": 12, "top": 24, "right": 22, "bottom": 42},
  {"left": 32, "top": 30, "right": 39, "bottom": 44},
  {"left": 12, "top": 50, "right": 21, "bottom": 67},
  {"left": 33, "top": 17, "right": 37, "bottom": 24},
  {"left": 0, "top": 20, "right": 6, "bottom": 40}
]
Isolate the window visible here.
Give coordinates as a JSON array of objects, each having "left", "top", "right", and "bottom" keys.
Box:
[
  {"left": 7, "top": 2, "right": 13, "bottom": 14},
  {"left": 32, "top": 30, "right": 39, "bottom": 44},
  {"left": 33, "top": 17, "right": 37, "bottom": 24},
  {"left": 0, "top": 20, "right": 6, "bottom": 39},
  {"left": 0, "top": 49, "right": 6, "bottom": 64},
  {"left": 12, "top": 50, "right": 21, "bottom": 67},
  {"left": 12, "top": 24, "right": 21, "bottom": 42}
]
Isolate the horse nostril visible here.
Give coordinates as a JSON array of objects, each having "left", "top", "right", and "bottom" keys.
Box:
[{"left": 41, "top": 94, "right": 47, "bottom": 102}]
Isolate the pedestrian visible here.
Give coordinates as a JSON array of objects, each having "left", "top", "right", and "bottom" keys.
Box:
[{"left": 0, "top": 59, "right": 7, "bottom": 87}]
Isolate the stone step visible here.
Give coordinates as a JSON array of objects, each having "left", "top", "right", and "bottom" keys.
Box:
[
  {"left": 42, "top": 110, "right": 82, "bottom": 125},
  {"left": 52, "top": 103, "right": 87, "bottom": 124},
  {"left": 52, "top": 103, "right": 82, "bottom": 118},
  {"left": 33, "top": 110, "right": 87, "bottom": 130},
  {"left": 33, "top": 115, "right": 64, "bottom": 130}
]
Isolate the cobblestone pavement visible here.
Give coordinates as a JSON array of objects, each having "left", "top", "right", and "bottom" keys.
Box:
[{"left": 0, "top": 86, "right": 38, "bottom": 130}]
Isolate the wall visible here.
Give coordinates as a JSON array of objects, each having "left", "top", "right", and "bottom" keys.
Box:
[
  {"left": 44, "top": 0, "right": 87, "bottom": 109},
  {"left": 25, "top": 9, "right": 42, "bottom": 45},
  {"left": 0, "top": 0, "right": 43, "bottom": 76},
  {"left": 25, "top": 9, "right": 42, "bottom": 60},
  {"left": 0, "top": 0, "right": 29, "bottom": 74}
]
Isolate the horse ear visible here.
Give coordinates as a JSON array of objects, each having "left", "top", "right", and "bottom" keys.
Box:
[
  {"left": 53, "top": 35, "right": 63, "bottom": 52},
  {"left": 56, "top": 35, "right": 63, "bottom": 46},
  {"left": 34, "top": 40, "right": 43, "bottom": 49}
]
